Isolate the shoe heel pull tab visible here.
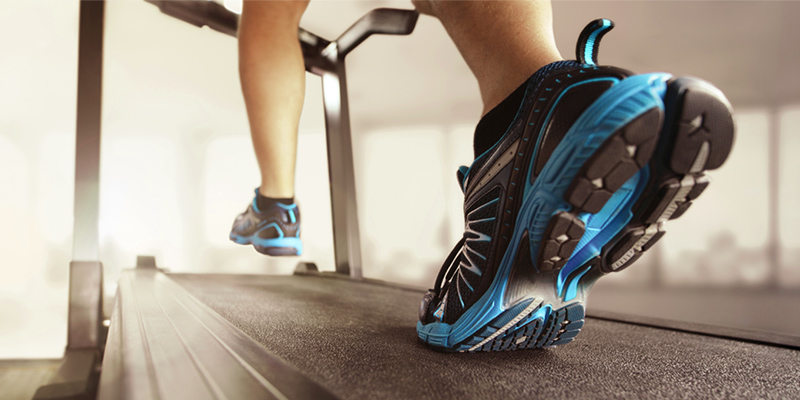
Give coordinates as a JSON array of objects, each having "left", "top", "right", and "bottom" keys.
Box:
[{"left": 576, "top": 18, "right": 614, "bottom": 66}]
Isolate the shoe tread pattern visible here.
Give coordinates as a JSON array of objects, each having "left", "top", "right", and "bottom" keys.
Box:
[
  {"left": 565, "top": 107, "right": 663, "bottom": 213},
  {"left": 599, "top": 77, "right": 735, "bottom": 272},
  {"left": 453, "top": 302, "right": 586, "bottom": 352},
  {"left": 535, "top": 107, "right": 664, "bottom": 277}
]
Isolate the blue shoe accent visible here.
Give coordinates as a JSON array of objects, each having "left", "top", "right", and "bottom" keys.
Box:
[
  {"left": 456, "top": 166, "right": 470, "bottom": 193},
  {"left": 557, "top": 166, "right": 650, "bottom": 297},
  {"left": 576, "top": 18, "right": 614, "bottom": 65},
  {"left": 251, "top": 189, "right": 262, "bottom": 213},
  {"left": 230, "top": 191, "right": 302, "bottom": 256},
  {"left": 564, "top": 265, "right": 590, "bottom": 302}
]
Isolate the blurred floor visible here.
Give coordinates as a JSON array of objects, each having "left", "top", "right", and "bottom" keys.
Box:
[
  {"left": 0, "top": 359, "right": 60, "bottom": 400},
  {"left": 590, "top": 283, "right": 800, "bottom": 338}
]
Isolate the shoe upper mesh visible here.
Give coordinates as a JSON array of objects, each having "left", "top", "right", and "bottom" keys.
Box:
[{"left": 443, "top": 187, "right": 501, "bottom": 324}]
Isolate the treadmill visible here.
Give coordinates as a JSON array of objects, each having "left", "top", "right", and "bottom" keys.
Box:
[{"left": 31, "top": 1, "right": 800, "bottom": 399}]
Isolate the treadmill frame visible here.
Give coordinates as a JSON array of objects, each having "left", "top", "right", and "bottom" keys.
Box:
[{"left": 35, "top": 2, "right": 418, "bottom": 399}]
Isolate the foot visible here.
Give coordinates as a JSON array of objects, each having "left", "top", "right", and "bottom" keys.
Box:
[
  {"left": 230, "top": 189, "right": 303, "bottom": 256},
  {"left": 417, "top": 19, "right": 735, "bottom": 352}
]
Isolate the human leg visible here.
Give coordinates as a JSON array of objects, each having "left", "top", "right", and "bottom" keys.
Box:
[
  {"left": 414, "top": 3, "right": 735, "bottom": 351},
  {"left": 413, "top": 0, "right": 563, "bottom": 115},
  {"left": 239, "top": 0, "right": 309, "bottom": 199},
  {"left": 230, "top": 0, "right": 309, "bottom": 256}
]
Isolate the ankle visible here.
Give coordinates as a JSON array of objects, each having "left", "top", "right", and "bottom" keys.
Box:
[
  {"left": 480, "top": 55, "right": 564, "bottom": 115},
  {"left": 256, "top": 192, "right": 295, "bottom": 212},
  {"left": 472, "top": 60, "right": 581, "bottom": 158},
  {"left": 258, "top": 185, "right": 294, "bottom": 200}
]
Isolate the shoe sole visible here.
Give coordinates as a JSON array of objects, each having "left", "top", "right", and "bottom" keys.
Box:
[
  {"left": 594, "top": 77, "right": 735, "bottom": 274},
  {"left": 417, "top": 73, "right": 734, "bottom": 352},
  {"left": 230, "top": 234, "right": 303, "bottom": 256}
]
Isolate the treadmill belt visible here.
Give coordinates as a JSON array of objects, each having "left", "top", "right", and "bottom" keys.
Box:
[{"left": 171, "top": 273, "right": 800, "bottom": 399}]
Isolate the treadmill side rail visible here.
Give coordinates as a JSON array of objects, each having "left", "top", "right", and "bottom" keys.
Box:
[{"left": 97, "top": 269, "right": 338, "bottom": 400}]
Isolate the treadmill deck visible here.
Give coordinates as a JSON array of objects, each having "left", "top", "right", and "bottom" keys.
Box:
[{"left": 171, "top": 273, "right": 800, "bottom": 399}]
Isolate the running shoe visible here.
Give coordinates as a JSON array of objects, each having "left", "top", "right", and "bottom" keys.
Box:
[
  {"left": 230, "top": 189, "right": 303, "bottom": 256},
  {"left": 417, "top": 19, "right": 735, "bottom": 352}
]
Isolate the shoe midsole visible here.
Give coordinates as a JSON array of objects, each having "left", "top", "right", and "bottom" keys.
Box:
[{"left": 230, "top": 233, "right": 302, "bottom": 250}]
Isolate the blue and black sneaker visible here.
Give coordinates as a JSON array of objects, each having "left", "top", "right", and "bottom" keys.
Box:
[
  {"left": 229, "top": 189, "right": 303, "bottom": 256},
  {"left": 417, "top": 19, "right": 735, "bottom": 352}
]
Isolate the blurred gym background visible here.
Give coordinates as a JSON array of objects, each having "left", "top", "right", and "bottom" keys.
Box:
[{"left": 1, "top": 0, "right": 798, "bottom": 360}]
